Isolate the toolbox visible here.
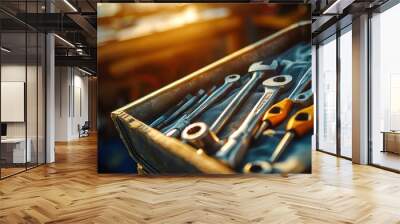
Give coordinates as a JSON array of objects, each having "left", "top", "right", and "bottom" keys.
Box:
[{"left": 111, "top": 21, "right": 312, "bottom": 174}]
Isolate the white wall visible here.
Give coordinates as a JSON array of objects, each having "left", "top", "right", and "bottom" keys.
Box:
[
  {"left": 55, "top": 66, "right": 70, "bottom": 141},
  {"left": 55, "top": 66, "right": 89, "bottom": 141},
  {"left": 1, "top": 65, "right": 29, "bottom": 138},
  {"left": 1, "top": 63, "right": 46, "bottom": 163}
]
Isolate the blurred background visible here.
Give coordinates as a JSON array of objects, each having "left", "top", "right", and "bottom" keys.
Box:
[{"left": 97, "top": 3, "right": 310, "bottom": 173}]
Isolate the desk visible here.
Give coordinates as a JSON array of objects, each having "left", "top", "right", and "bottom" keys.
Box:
[
  {"left": 382, "top": 131, "right": 400, "bottom": 154},
  {"left": 1, "top": 138, "right": 31, "bottom": 163}
]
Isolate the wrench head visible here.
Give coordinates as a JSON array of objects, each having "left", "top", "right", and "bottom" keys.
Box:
[
  {"left": 243, "top": 161, "right": 272, "bottom": 174},
  {"left": 224, "top": 74, "right": 241, "bottom": 83},
  {"left": 181, "top": 122, "right": 208, "bottom": 140},
  {"left": 263, "top": 75, "right": 292, "bottom": 91},
  {"left": 292, "top": 88, "right": 313, "bottom": 105},
  {"left": 248, "top": 60, "right": 278, "bottom": 73}
]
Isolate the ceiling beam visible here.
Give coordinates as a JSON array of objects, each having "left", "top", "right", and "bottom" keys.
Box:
[
  {"left": 55, "top": 55, "right": 96, "bottom": 72},
  {"left": 67, "top": 13, "right": 96, "bottom": 39}
]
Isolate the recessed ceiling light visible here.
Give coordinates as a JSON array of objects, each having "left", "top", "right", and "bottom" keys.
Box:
[
  {"left": 63, "top": 0, "right": 78, "bottom": 12},
  {"left": 1, "top": 47, "right": 11, "bottom": 53},
  {"left": 54, "top": 34, "right": 75, "bottom": 48},
  {"left": 78, "top": 67, "right": 93, "bottom": 76}
]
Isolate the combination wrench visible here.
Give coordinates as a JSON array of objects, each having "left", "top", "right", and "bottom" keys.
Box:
[
  {"left": 181, "top": 61, "right": 279, "bottom": 153},
  {"left": 209, "top": 60, "right": 279, "bottom": 134},
  {"left": 164, "top": 74, "right": 241, "bottom": 138},
  {"left": 254, "top": 66, "right": 312, "bottom": 139},
  {"left": 216, "top": 74, "right": 293, "bottom": 168},
  {"left": 159, "top": 89, "right": 206, "bottom": 132},
  {"left": 149, "top": 94, "right": 194, "bottom": 129}
]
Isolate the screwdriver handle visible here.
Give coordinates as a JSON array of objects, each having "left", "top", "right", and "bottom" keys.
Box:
[
  {"left": 286, "top": 105, "right": 314, "bottom": 137},
  {"left": 263, "top": 98, "right": 293, "bottom": 127}
]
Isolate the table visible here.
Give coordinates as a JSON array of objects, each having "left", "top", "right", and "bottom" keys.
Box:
[
  {"left": 381, "top": 131, "right": 400, "bottom": 154},
  {"left": 1, "top": 138, "right": 31, "bottom": 163}
]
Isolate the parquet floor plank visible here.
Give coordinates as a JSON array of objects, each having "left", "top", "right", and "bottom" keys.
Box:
[{"left": 0, "top": 135, "right": 400, "bottom": 223}]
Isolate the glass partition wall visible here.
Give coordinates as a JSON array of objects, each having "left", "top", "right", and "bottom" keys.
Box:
[
  {"left": 317, "top": 35, "right": 337, "bottom": 155},
  {"left": 316, "top": 26, "right": 353, "bottom": 159},
  {"left": 370, "top": 3, "right": 400, "bottom": 171},
  {"left": 339, "top": 27, "right": 352, "bottom": 159},
  {"left": 0, "top": 3, "right": 46, "bottom": 179}
]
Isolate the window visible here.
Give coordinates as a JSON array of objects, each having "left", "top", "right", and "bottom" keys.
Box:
[
  {"left": 317, "top": 36, "right": 337, "bottom": 154},
  {"left": 339, "top": 28, "right": 352, "bottom": 158},
  {"left": 370, "top": 3, "right": 400, "bottom": 171}
]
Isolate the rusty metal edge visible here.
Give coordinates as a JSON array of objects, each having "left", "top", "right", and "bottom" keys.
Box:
[{"left": 113, "top": 111, "right": 235, "bottom": 174}]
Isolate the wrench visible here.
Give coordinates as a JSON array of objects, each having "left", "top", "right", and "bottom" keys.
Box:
[
  {"left": 280, "top": 60, "right": 309, "bottom": 74},
  {"left": 210, "top": 60, "right": 279, "bottom": 134},
  {"left": 161, "top": 89, "right": 207, "bottom": 133},
  {"left": 292, "top": 88, "right": 313, "bottom": 104},
  {"left": 216, "top": 75, "right": 293, "bottom": 168},
  {"left": 243, "top": 158, "right": 305, "bottom": 174},
  {"left": 149, "top": 94, "right": 194, "bottom": 129},
  {"left": 270, "top": 104, "right": 314, "bottom": 163},
  {"left": 254, "top": 67, "right": 311, "bottom": 139},
  {"left": 243, "top": 105, "right": 313, "bottom": 173},
  {"left": 181, "top": 122, "right": 223, "bottom": 155},
  {"left": 165, "top": 74, "right": 241, "bottom": 137}
]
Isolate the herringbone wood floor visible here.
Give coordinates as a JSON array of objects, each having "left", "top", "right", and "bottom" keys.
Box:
[{"left": 1, "top": 135, "right": 400, "bottom": 224}]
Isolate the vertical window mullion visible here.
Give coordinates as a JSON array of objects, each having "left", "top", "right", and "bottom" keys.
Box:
[
  {"left": 25, "top": 0, "right": 28, "bottom": 171},
  {"left": 315, "top": 44, "right": 320, "bottom": 151},
  {"left": 336, "top": 28, "right": 341, "bottom": 157}
]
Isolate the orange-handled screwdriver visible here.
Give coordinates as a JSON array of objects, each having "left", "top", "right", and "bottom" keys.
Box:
[
  {"left": 269, "top": 105, "right": 314, "bottom": 163},
  {"left": 254, "top": 67, "right": 312, "bottom": 139}
]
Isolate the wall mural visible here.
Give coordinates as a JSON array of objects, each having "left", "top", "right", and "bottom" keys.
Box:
[{"left": 98, "top": 3, "right": 312, "bottom": 174}]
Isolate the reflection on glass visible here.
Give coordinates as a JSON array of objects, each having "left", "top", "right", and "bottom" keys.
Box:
[
  {"left": 339, "top": 29, "right": 352, "bottom": 158},
  {"left": 371, "top": 4, "right": 400, "bottom": 171},
  {"left": 317, "top": 37, "right": 337, "bottom": 154},
  {"left": 38, "top": 33, "right": 46, "bottom": 165},
  {"left": 27, "top": 31, "right": 38, "bottom": 169},
  {"left": 1, "top": 31, "right": 27, "bottom": 177},
  {"left": 0, "top": 1, "right": 47, "bottom": 179}
]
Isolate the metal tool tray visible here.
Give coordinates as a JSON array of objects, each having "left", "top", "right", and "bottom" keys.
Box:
[{"left": 111, "top": 21, "right": 311, "bottom": 174}]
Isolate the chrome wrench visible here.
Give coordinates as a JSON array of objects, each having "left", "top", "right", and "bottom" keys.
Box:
[
  {"left": 150, "top": 94, "right": 194, "bottom": 129},
  {"left": 254, "top": 67, "right": 312, "bottom": 139},
  {"left": 216, "top": 75, "right": 293, "bottom": 168},
  {"left": 210, "top": 60, "right": 279, "bottom": 134},
  {"left": 165, "top": 74, "right": 241, "bottom": 137}
]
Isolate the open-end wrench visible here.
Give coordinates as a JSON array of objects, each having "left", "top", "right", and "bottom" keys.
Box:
[
  {"left": 159, "top": 89, "right": 206, "bottom": 131},
  {"left": 165, "top": 74, "right": 241, "bottom": 138},
  {"left": 209, "top": 60, "right": 279, "bottom": 134},
  {"left": 254, "top": 67, "right": 311, "bottom": 139},
  {"left": 149, "top": 94, "right": 194, "bottom": 129},
  {"left": 216, "top": 75, "right": 293, "bottom": 168},
  {"left": 280, "top": 60, "right": 309, "bottom": 74},
  {"left": 292, "top": 88, "right": 313, "bottom": 105}
]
